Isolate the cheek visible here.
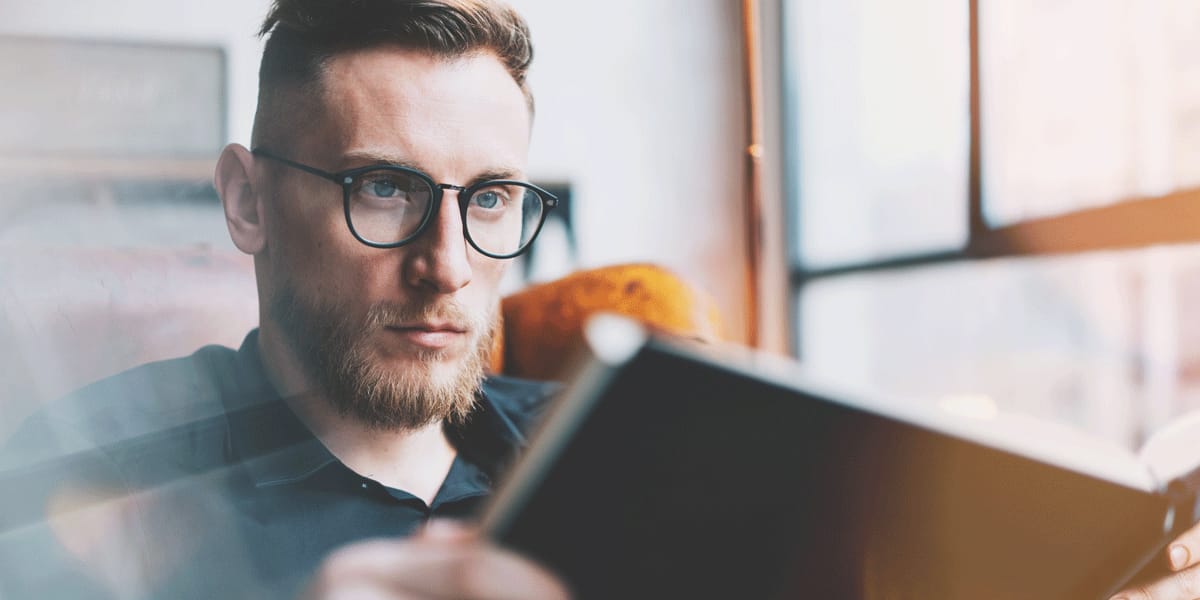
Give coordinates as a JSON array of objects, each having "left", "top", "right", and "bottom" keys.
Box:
[
  {"left": 472, "top": 255, "right": 507, "bottom": 289},
  {"left": 267, "top": 182, "right": 343, "bottom": 258},
  {"left": 268, "top": 196, "right": 379, "bottom": 298},
  {"left": 464, "top": 257, "right": 508, "bottom": 310}
]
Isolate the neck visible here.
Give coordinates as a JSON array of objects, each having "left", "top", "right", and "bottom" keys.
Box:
[{"left": 256, "top": 325, "right": 458, "bottom": 506}]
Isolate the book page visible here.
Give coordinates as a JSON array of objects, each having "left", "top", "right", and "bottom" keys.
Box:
[
  {"left": 956, "top": 411, "right": 1157, "bottom": 492},
  {"left": 725, "top": 345, "right": 1161, "bottom": 491},
  {"left": 1138, "top": 410, "right": 1200, "bottom": 484}
]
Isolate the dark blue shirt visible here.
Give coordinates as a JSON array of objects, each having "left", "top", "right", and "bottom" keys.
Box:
[{"left": 0, "top": 330, "right": 557, "bottom": 599}]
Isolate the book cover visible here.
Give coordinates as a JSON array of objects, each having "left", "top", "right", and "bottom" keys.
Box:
[{"left": 482, "top": 317, "right": 1200, "bottom": 600}]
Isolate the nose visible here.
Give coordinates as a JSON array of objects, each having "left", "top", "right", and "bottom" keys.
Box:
[{"left": 402, "top": 189, "right": 472, "bottom": 293}]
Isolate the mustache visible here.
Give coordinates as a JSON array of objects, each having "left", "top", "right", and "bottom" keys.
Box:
[{"left": 361, "top": 299, "right": 487, "bottom": 332}]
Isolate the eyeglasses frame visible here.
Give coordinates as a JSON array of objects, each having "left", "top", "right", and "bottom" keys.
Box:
[{"left": 251, "top": 147, "right": 558, "bottom": 259}]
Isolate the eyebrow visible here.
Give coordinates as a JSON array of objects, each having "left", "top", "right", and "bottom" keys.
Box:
[{"left": 341, "top": 150, "right": 524, "bottom": 185}]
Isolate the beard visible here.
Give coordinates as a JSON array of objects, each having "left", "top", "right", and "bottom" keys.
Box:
[{"left": 269, "top": 283, "right": 497, "bottom": 431}]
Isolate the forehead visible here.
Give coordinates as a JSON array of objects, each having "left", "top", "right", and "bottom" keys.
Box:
[{"left": 309, "top": 46, "right": 531, "bottom": 172}]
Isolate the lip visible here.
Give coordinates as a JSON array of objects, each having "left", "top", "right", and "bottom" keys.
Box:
[{"left": 384, "top": 324, "right": 468, "bottom": 350}]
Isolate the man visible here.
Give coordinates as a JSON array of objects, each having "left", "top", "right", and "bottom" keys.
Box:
[{"left": 0, "top": 1, "right": 568, "bottom": 598}]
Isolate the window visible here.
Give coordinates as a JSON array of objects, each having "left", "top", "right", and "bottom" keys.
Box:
[
  {"left": 789, "top": 0, "right": 969, "bottom": 268},
  {"left": 784, "top": 0, "right": 1200, "bottom": 448},
  {"left": 981, "top": 0, "right": 1200, "bottom": 225}
]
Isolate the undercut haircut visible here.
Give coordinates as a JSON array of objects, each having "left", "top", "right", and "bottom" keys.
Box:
[{"left": 251, "top": 0, "right": 534, "bottom": 149}]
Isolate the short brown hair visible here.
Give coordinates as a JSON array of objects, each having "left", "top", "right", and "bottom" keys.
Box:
[{"left": 251, "top": 0, "right": 534, "bottom": 148}]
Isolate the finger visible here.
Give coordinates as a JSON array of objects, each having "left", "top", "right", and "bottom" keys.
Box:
[
  {"left": 454, "top": 543, "right": 571, "bottom": 600},
  {"left": 1166, "top": 522, "right": 1200, "bottom": 572},
  {"left": 315, "top": 538, "right": 460, "bottom": 581},
  {"left": 299, "top": 579, "right": 424, "bottom": 600},
  {"left": 417, "top": 519, "right": 476, "bottom": 542},
  {"left": 306, "top": 537, "right": 570, "bottom": 600},
  {"left": 382, "top": 541, "right": 570, "bottom": 600},
  {"left": 304, "top": 538, "right": 460, "bottom": 597},
  {"left": 303, "top": 540, "right": 463, "bottom": 600},
  {"left": 1112, "top": 563, "right": 1200, "bottom": 600}
]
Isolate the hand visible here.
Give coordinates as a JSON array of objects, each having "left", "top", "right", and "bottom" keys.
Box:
[
  {"left": 299, "top": 520, "right": 571, "bottom": 600},
  {"left": 1111, "top": 522, "right": 1200, "bottom": 599}
]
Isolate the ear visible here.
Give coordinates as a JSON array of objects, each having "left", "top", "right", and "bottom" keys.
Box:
[{"left": 215, "top": 143, "right": 267, "bottom": 255}]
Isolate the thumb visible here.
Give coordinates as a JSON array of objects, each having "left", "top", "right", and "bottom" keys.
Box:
[{"left": 416, "top": 519, "right": 476, "bottom": 542}]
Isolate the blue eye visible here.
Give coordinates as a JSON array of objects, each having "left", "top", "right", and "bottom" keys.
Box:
[
  {"left": 367, "top": 179, "right": 401, "bottom": 197},
  {"left": 473, "top": 191, "right": 502, "bottom": 209}
]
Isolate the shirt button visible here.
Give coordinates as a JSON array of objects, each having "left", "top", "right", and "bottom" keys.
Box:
[{"left": 361, "top": 482, "right": 369, "bottom": 489}]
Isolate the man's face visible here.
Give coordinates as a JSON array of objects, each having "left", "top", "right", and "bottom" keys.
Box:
[{"left": 260, "top": 48, "right": 531, "bottom": 430}]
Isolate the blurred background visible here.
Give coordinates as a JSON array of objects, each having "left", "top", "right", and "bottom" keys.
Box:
[{"left": 2, "top": 0, "right": 1199, "bottom": 451}]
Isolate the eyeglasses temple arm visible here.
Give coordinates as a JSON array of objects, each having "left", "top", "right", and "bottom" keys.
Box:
[{"left": 250, "top": 148, "right": 344, "bottom": 184}]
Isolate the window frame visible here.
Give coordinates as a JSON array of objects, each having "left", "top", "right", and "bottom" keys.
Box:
[{"left": 784, "top": 0, "right": 1200, "bottom": 357}]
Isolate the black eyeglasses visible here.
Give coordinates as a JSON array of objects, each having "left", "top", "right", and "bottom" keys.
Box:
[{"left": 251, "top": 148, "right": 557, "bottom": 259}]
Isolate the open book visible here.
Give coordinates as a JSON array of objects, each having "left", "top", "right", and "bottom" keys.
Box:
[{"left": 481, "top": 315, "right": 1200, "bottom": 600}]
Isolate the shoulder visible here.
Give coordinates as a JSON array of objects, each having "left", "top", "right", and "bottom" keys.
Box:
[
  {"left": 3, "top": 344, "right": 242, "bottom": 463},
  {"left": 481, "top": 374, "right": 560, "bottom": 435}
]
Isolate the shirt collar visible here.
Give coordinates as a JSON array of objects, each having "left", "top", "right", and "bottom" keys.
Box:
[{"left": 221, "top": 329, "right": 531, "bottom": 488}]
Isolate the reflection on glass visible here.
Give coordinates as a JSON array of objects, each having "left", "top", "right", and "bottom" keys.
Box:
[{"left": 787, "top": 0, "right": 970, "bottom": 268}]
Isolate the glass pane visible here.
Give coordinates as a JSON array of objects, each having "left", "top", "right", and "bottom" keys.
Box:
[
  {"left": 465, "top": 184, "right": 539, "bottom": 256},
  {"left": 980, "top": 0, "right": 1200, "bottom": 226},
  {"left": 787, "top": 0, "right": 970, "bottom": 268},
  {"left": 348, "top": 169, "right": 433, "bottom": 245},
  {"left": 798, "top": 244, "right": 1200, "bottom": 450}
]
